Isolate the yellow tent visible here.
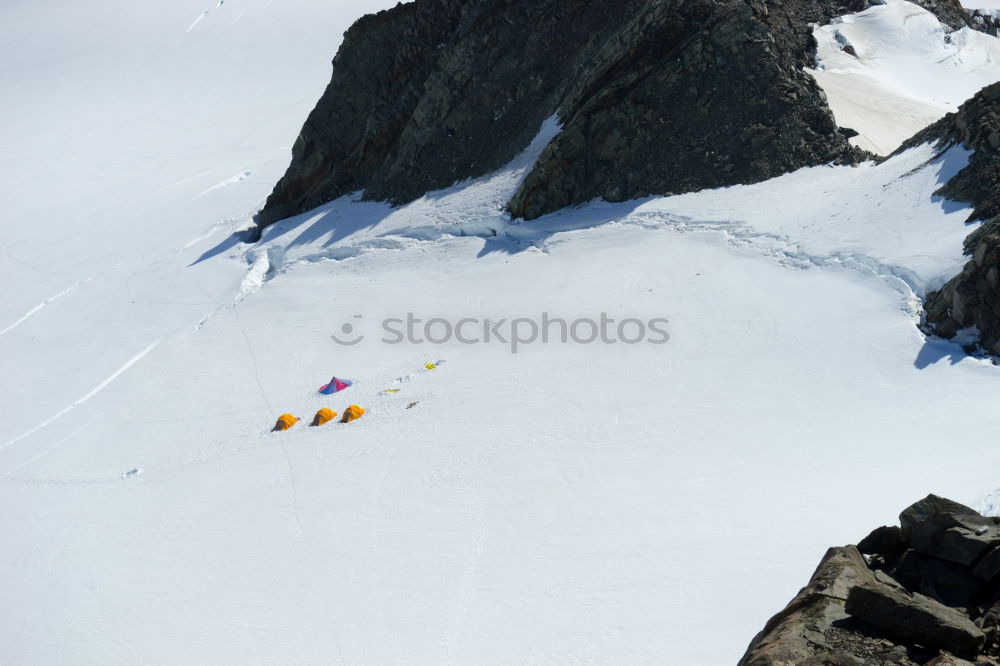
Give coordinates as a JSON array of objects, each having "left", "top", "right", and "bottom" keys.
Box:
[
  {"left": 272, "top": 413, "right": 299, "bottom": 431},
  {"left": 311, "top": 408, "right": 336, "bottom": 427},
  {"left": 341, "top": 405, "right": 365, "bottom": 423}
]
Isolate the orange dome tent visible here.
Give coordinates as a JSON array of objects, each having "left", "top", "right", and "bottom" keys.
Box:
[
  {"left": 272, "top": 414, "right": 299, "bottom": 432},
  {"left": 311, "top": 408, "right": 336, "bottom": 427},
  {"left": 341, "top": 405, "right": 365, "bottom": 423}
]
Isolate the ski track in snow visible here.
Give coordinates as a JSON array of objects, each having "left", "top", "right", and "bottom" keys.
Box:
[
  {"left": 4, "top": 206, "right": 248, "bottom": 340},
  {"left": 186, "top": 1, "right": 224, "bottom": 33},
  {"left": 195, "top": 171, "right": 251, "bottom": 199},
  {"left": 4, "top": 244, "right": 70, "bottom": 277},
  {"left": 22, "top": 491, "right": 143, "bottom": 662},
  {"left": 0, "top": 275, "right": 99, "bottom": 338},
  {"left": 438, "top": 445, "right": 486, "bottom": 664},
  {"left": 232, "top": 307, "right": 273, "bottom": 414},
  {"left": 123, "top": 211, "right": 252, "bottom": 308},
  {"left": 3, "top": 208, "right": 244, "bottom": 338},
  {"left": 0, "top": 255, "right": 136, "bottom": 339},
  {"left": 186, "top": 11, "right": 209, "bottom": 32},
  {"left": 0, "top": 340, "right": 163, "bottom": 453},
  {"left": 150, "top": 167, "right": 223, "bottom": 194},
  {"left": 193, "top": 304, "right": 226, "bottom": 332},
  {"left": 277, "top": 438, "right": 348, "bottom": 666},
  {"left": 369, "top": 430, "right": 406, "bottom": 664},
  {"left": 0, "top": 421, "right": 94, "bottom": 479}
]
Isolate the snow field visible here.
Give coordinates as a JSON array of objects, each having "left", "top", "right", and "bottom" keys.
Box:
[{"left": 4, "top": 0, "right": 1000, "bottom": 663}]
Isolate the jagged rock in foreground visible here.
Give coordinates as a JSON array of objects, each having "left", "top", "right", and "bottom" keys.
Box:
[
  {"left": 740, "top": 495, "right": 1000, "bottom": 665},
  {"left": 914, "top": 83, "right": 1000, "bottom": 353},
  {"left": 846, "top": 584, "right": 984, "bottom": 660},
  {"left": 256, "top": 0, "right": 891, "bottom": 229}
]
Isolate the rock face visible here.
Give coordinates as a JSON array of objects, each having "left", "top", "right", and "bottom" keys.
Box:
[
  {"left": 845, "top": 584, "right": 985, "bottom": 659},
  {"left": 254, "top": 0, "right": 906, "bottom": 229},
  {"left": 505, "top": 0, "right": 864, "bottom": 221},
  {"left": 970, "top": 9, "right": 1000, "bottom": 37},
  {"left": 910, "top": 0, "right": 975, "bottom": 31},
  {"left": 913, "top": 83, "right": 1000, "bottom": 352},
  {"left": 740, "top": 495, "right": 1000, "bottom": 665}
]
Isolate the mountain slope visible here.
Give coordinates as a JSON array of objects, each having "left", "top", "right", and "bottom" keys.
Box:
[
  {"left": 4, "top": 1, "right": 1000, "bottom": 664},
  {"left": 807, "top": 0, "right": 1000, "bottom": 155},
  {"left": 257, "top": 0, "right": 879, "bottom": 228},
  {"left": 905, "top": 82, "right": 1000, "bottom": 352}
]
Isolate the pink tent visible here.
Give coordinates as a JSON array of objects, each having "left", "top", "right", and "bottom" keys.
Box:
[{"left": 318, "top": 376, "right": 352, "bottom": 394}]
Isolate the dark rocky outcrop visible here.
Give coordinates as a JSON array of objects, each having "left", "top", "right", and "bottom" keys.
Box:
[
  {"left": 254, "top": 0, "right": 917, "bottom": 229},
  {"left": 845, "top": 584, "right": 985, "bottom": 659},
  {"left": 858, "top": 525, "right": 907, "bottom": 556},
  {"left": 737, "top": 545, "right": 897, "bottom": 665},
  {"left": 910, "top": 0, "right": 974, "bottom": 31},
  {"left": 909, "top": 83, "right": 1000, "bottom": 352},
  {"left": 505, "top": 0, "right": 866, "bottom": 220},
  {"left": 740, "top": 495, "right": 1000, "bottom": 665},
  {"left": 970, "top": 9, "right": 1000, "bottom": 37}
]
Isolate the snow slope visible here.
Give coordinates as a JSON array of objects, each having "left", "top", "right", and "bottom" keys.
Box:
[
  {"left": 809, "top": 0, "right": 1000, "bottom": 155},
  {"left": 0, "top": 0, "right": 395, "bottom": 492},
  {"left": 4, "top": 1, "right": 1000, "bottom": 665}
]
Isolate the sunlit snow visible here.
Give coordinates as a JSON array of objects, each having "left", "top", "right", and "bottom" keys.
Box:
[{"left": 3, "top": 1, "right": 1000, "bottom": 664}]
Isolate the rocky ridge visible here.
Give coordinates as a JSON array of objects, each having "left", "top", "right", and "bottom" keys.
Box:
[
  {"left": 254, "top": 0, "right": 911, "bottom": 229},
  {"left": 969, "top": 9, "right": 1000, "bottom": 37},
  {"left": 911, "top": 83, "right": 1000, "bottom": 354},
  {"left": 740, "top": 495, "right": 1000, "bottom": 665}
]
